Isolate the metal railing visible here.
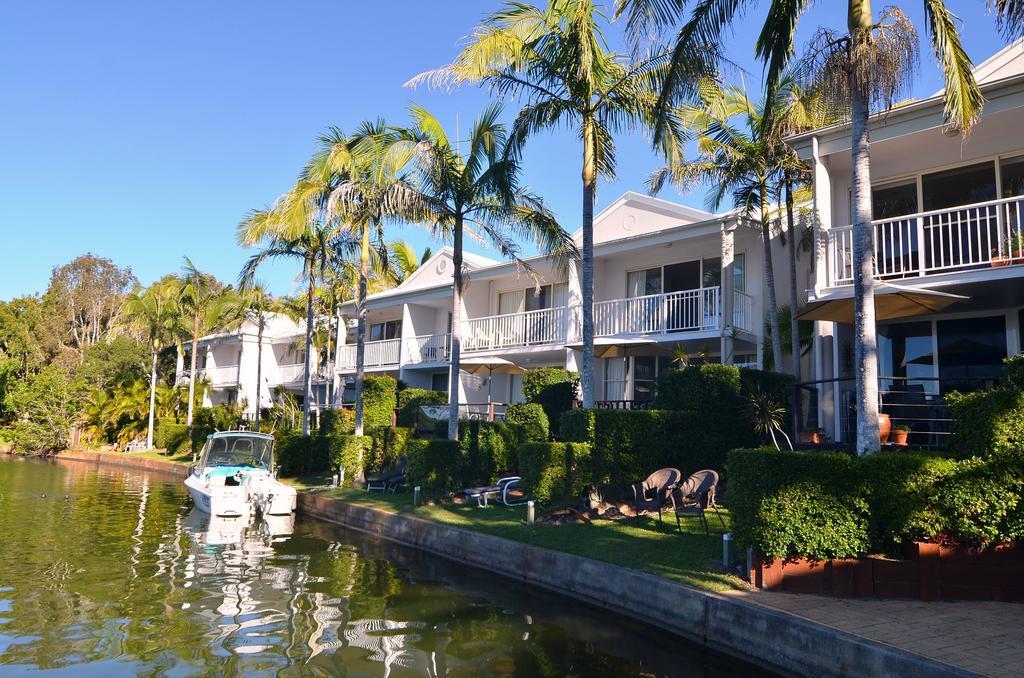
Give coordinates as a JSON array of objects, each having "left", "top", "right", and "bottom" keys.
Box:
[
  {"left": 594, "top": 286, "right": 721, "bottom": 336},
  {"left": 827, "top": 194, "right": 1024, "bottom": 286},
  {"left": 336, "top": 338, "right": 402, "bottom": 370},
  {"left": 276, "top": 362, "right": 306, "bottom": 384},
  {"left": 792, "top": 375, "right": 997, "bottom": 448},
  {"left": 405, "top": 333, "right": 451, "bottom": 364},
  {"left": 200, "top": 365, "right": 240, "bottom": 387},
  {"left": 462, "top": 306, "right": 569, "bottom": 352}
]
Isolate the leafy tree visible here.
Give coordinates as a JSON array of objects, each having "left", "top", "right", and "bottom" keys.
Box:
[
  {"left": 391, "top": 103, "right": 572, "bottom": 439},
  {"left": 410, "top": 0, "right": 673, "bottom": 407},
  {"left": 74, "top": 335, "right": 148, "bottom": 393},
  {"left": 45, "top": 254, "right": 137, "bottom": 359},
  {"left": 178, "top": 258, "right": 226, "bottom": 427},
  {"left": 4, "top": 365, "right": 83, "bottom": 454}
]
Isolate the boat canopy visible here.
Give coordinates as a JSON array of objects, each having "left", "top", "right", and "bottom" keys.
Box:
[{"left": 199, "top": 433, "right": 274, "bottom": 471}]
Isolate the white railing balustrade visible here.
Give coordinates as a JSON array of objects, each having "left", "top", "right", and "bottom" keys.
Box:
[
  {"left": 827, "top": 194, "right": 1024, "bottom": 286},
  {"left": 276, "top": 362, "right": 307, "bottom": 384},
  {"left": 335, "top": 339, "right": 402, "bottom": 370},
  {"left": 202, "top": 365, "right": 240, "bottom": 387},
  {"left": 462, "top": 306, "right": 569, "bottom": 352},
  {"left": 594, "top": 286, "right": 723, "bottom": 336},
  {"left": 405, "top": 333, "right": 450, "bottom": 364},
  {"left": 732, "top": 290, "right": 755, "bottom": 333}
]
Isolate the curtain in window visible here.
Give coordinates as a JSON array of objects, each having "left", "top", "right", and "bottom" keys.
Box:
[
  {"left": 604, "top": 357, "right": 627, "bottom": 401},
  {"left": 626, "top": 270, "right": 646, "bottom": 298},
  {"left": 498, "top": 290, "right": 524, "bottom": 315}
]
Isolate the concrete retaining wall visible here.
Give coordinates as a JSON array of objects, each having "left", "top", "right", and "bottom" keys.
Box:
[{"left": 44, "top": 450, "right": 968, "bottom": 676}]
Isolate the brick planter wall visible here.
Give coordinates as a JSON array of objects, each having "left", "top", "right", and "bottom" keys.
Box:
[{"left": 755, "top": 543, "right": 1024, "bottom": 602}]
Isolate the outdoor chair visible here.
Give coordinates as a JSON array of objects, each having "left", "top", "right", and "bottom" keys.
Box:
[
  {"left": 365, "top": 455, "right": 407, "bottom": 494},
  {"left": 460, "top": 476, "right": 525, "bottom": 507},
  {"left": 670, "top": 469, "right": 725, "bottom": 536},
  {"left": 632, "top": 468, "right": 682, "bottom": 522}
]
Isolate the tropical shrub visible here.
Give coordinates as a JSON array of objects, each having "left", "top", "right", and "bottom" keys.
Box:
[
  {"left": 318, "top": 408, "right": 355, "bottom": 437},
  {"left": 156, "top": 418, "right": 190, "bottom": 454},
  {"left": 947, "top": 387, "right": 1024, "bottom": 458},
  {"left": 325, "top": 435, "right": 372, "bottom": 486},
  {"left": 367, "top": 426, "right": 414, "bottom": 472},
  {"left": 755, "top": 482, "right": 871, "bottom": 561},
  {"left": 396, "top": 388, "right": 447, "bottom": 427},
  {"left": 517, "top": 442, "right": 592, "bottom": 505},
  {"left": 506, "top": 403, "right": 549, "bottom": 441},
  {"left": 190, "top": 404, "right": 244, "bottom": 453},
  {"left": 362, "top": 375, "right": 397, "bottom": 430},
  {"left": 559, "top": 408, "right": 595, "bottom": 443},
  {"left": 522, "top": 368, "right": 578, "bottom": 436},
  {"left": 407, "top": 439, "right": 462, "bottom": 499},
  {"left": 4, "top": 365, "right": 83, "bottom": 454}
]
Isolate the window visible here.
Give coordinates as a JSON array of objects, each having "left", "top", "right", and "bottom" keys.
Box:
[
  {"left": 872, "top": 182, "right": 918, "bottom": 219},
  {"left": 1001, "top": 156, "right": 1024, "bottom": 199},
  {"left": 702, "top": 257, "right": 722, "bottom": 288},
  {"left": 923, "top": 162, "right": 996, "bottom": 211},
  {"left": 628, "top": 259, "right": 723, "bottom": 297},
  {"left": 626, "top": 268, "right": 662, "bottom": 297},
  {"left": 604, "top": 358, "right": 627, "bottom": 400},
  {"left": 499, "top": 283, "right": 568, "bottom": 313},
  {"left": 937, "top": 316, "right": 1007, "bottom": 392},
  {"left": 733, "top": 253, "right": 745, "bottom": 292},
  {"left": 878, "top": 321, "right": 935, "bottom": 394},
  {"left": 431, "top": 372, "right": 449, "bottom": 393},
  {"left": 370, "top": 320, "right": 402, "bottom": 341}
]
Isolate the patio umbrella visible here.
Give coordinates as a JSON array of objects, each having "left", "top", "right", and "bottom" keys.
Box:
[
  {"left": 797, "top": 283, "right": 968, "bottom": 323},
  {"left": 458, "top": 356, "right": 524, "bottom": 403},
  {"left": 565, "top": 335, "right": 670, "bottom": 358}
]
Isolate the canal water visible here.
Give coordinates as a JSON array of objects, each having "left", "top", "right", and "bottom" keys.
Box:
[{"left": 0, "top": 458, "right": 762, "bottom": 676}]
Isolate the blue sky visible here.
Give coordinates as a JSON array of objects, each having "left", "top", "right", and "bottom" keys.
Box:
[{"left": 0, "top": 1, "right": 1007, "bottom": 300}]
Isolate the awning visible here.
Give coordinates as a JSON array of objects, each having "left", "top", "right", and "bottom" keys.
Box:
[
  {"left": 566, "top": 336, "right": 672, "bottom": 358},
  {"left": 797, "top": 283, "right": 968, "bottom": 323},
  {"left": 457, "top": 356, "right": 524, "bottom": 375}
]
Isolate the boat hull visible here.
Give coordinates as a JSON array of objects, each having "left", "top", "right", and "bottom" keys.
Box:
[{"left": 184, "top": 474, "right": 251, "bottom": 518}]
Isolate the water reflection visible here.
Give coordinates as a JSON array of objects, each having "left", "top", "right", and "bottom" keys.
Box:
[{"left": 0, "top": 458, "right": 761, "bottom": 676}]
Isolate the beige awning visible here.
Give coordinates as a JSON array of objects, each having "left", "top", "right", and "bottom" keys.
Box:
[
  {"left": 457, "top": 356, "right": 524, "bottom": 375},
  {"left": 566, "top": 336, "right": 671, "bottom": 358},
  {"left": 797, "top": 283, "right": 968, "bottom": 323}
]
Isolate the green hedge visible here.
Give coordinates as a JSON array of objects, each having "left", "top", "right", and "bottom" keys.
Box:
[
  {"left": 190, "top": 405, "right": 244, "bottom": 453},
  {"left": 318, "top": 408, "right": 355, "bottom": 436},
  {"left": 517, "top": 442, "right": 592, "bottom": 505},
  {"left": 155, "top": 418, "right": 189, "bottom": 454},
  {"left": 407, "top": 439, "right": 462, "bottom": 499},
  {"left": 367, "top": 426, "right": 414, "bottom": 473},
  {"left": 361, "top": 375, "right": 397, "bottom": 431},
  {"left": 523, "top": 368, "right": 578, "bottom": 437},
  {"left": 275, "top": 433, "right": 370, "bottom": 483},
  {"left": 947, "top": 387, "right": 1024, "bottom": 458},
  {"left": 325, "top": 435, "right": 371, "bottom": 486},
  {"left": 559, "top": 408, "right": 595, "bottom": 443},
  {"left": 460, "top": 420, "right": 524, "bottom": 484},
  {"left": 506, "top": 403, "right": 549, "bottom": 442},
  {"left": 727, "top": 448, "right": 1024, "bottom": 561},
  {"left": 396, "top": 389, "right": 447, "bottom": 427}
]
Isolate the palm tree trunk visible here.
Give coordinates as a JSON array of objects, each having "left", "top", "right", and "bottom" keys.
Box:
[
  {"left": 186, "top": 314, "right": 199, "bottom": 426},
  {"left": 851, "top": 70, "right": 880, "bottom": 456},
  {"left": 448, "top": 214, "right": 465, "bottom": 440},
  {"left": 354, "top": 226, "right": 370, "bottom": 437},
  {"left": 761, "top": 186, "right": 784, "bottom": 372},
  {"left": 255, "top": 317, "right": 264, "bottom": 429},
  {"left": 146, "top": 348, "right": 158, "bottom": 449},
  {"left": 303, "top": 270, "right": 314, "bottom": 436},
  {"left": 785, "top": 173, "right": 801, "bottom": 380},
  {"left": 325, "top": 300, "right": 334, "bottom": 408},
  {"left": 580, "top": 117, "right": 596, "bottom": 408}
]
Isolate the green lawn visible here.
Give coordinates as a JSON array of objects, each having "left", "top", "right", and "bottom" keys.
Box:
[{"left": 290, "top": 478, "right": 745, "bottom": 592}]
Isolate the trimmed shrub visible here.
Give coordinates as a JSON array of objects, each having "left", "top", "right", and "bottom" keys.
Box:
[
  {"left": 396, "top": 389, "right": 447, "bottom": 427},
  {"left": 517, "top": 441, "right": 592, "bottom": 505},
  {"left": 654, "top": 363, "right": 743, "bottom": 413},
  {"left": 318, "top": 408, "right": 355, "bottom": 437},
  {"left": 362, "top": 375, "right": 398, "bottom": 431},
  {"left": 459, "top": 420, "right": 524, "bottom": 484},
  {"left": 407, "top": 439, "right": 463, "bottom": 499},
  {"left": 190, "top": 405, "right": 244, "bottom": 453},
  {"left": 559, "top": 408, "right": 595, "bottom": 443},
  {"left": 156, "top": 418, "right": 189, "bottom": 454},
  {"left": 947, "top": 388, "right": 1024, "bottom": 458},
  {"left": 276, "top": 434, "right": 321, "bottom": 476},
  {"left": 367, "top": 426, "right": 414, "bottom": 472},
  {"left": 325, "top": 435, "right": 371, "bottom": 486},
  {"left": 523, "top": 368, "right": 578, "bottom": 436},
  {"left": 931, "top": 456, "right": 1024, "bottom": 546},
  {"left": 506, "top": 403, "right": 549, "bottom": 441},
  {"left": 756, "top": 482, "right": 871, "bottom": 561},
  {"left": 739, "top": 367, "right": 797, "bottom": 415}
]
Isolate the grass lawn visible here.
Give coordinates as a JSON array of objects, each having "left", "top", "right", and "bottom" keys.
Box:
[{"left": 289, "top": 476, "right": 745, "bottom": 592}]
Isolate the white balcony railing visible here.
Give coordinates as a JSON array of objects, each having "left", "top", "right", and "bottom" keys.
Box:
[
  {"left": 200, "top": 365, "right": 240, "bottom": 387},
  {"left": 276, "top": 362, "right": 307, "bottom": 384},
  {"left": 405, "top": 333, "right": 450, "bottom": 364},
  {"left": 594, "top": 287, "right": 723, "bottom": 336},
  {"left": 827, "top": 194, "right": 1024, "bottom": 286},
  {"left": 336, "top": 338, "right": 402, "bottom": 370},
  {"left": 463, "top": 306, "right": 569, "bottom": 352}
]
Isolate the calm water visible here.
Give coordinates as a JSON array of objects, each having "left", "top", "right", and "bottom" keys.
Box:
[{"left": 0, "top": 458, "right": 761, "bottom": 677}]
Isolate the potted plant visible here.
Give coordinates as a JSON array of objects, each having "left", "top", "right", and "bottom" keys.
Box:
[
  {"left": 799, "top": 428, "right": 825, "bottom": 445},
  {"left": 890, "top": 423, "right": 911, "bottom": 446},
  {"left": 990, "top": 232, "right": 1024, "bottom": 266},
  {"left": 878, "top": 412, "right": 892, "bottom": 444}
]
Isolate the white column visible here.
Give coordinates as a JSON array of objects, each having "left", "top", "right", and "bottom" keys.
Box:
[
  {"left": 811, "top": 136, "right": 832, "bottom": 296},
  {"left": 720, "top": 219, "right": 736, "bottom": 364},
  {"left": 237, "top": 335, "right": 260, "bottom": 416},
  {"left": 565, "top": 258, "right": 583, "bottom": 369}
]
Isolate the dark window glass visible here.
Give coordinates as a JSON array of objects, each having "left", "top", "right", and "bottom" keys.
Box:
[
  {"left": 873, "top": 182, "right": 918, "bottom": 219},
  {"left": 938, "top": 315, "right": 1007, "bottom": 392},
  {"left": 1001, "top": 156, "right": 1024, "bottom": 198},
  {"left": 431, "top": 372, "right": 449, "bottom": 393},
  {"left": 525, "top": 285, "right": 550, "bottom": 312},
  {"left": 632, "top": 356, "right": 657, "bottom": 403},
  {"left": 878, "top": 321, "right": 934, "bottom": 392},
  {"left": 923, "top": 162, "right": 996, "bottom": 211},
  {"left": 702, "top": 257, "right": 722, "bottom": 287},
  {"left": 664, "top": 260, "right": 701, "bottom": 292},
  {"left": 733, "top": 253, "right": 745, "bottom": 292}
]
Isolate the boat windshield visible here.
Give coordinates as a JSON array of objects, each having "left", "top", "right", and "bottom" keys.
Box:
[{"left": 200, "top": 435, "right": 272, "bottom": 470}]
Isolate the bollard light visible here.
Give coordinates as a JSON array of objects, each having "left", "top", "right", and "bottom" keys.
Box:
[
  {"left": 722, "top": 532, "right": 734, "bottom": 569},
  {"left": 526, "top": 500, "right": 535, "bottom": 526},
  {"left": 413, "top": 485, "right": 421, "bottom": 507},
  {"left": 338, "top": 468, "right": 346, "bottom": 488}
]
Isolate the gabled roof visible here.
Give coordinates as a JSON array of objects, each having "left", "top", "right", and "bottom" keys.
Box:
[
  {"left": 967, "top": 38, "right": 1024, "bottom": 86},
  {"left": 387, "top": 246, "right": 499, "bottom": 293}
]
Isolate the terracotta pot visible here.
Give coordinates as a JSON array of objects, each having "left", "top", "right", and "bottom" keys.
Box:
[
  {"left": 799, "top": 432, "right": 823, "bottom": 445},
  {"left": 878, "top": 412, "right": 891, "bottom": 444},
  {"left": 891, "top": 428, "right": 909, "bottom": 446},
  {"left": 992, "top": 256, "right": 1011, "bottom": 267}
]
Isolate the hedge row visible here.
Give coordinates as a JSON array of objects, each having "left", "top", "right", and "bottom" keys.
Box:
[
  {"left": 506, "top": 403, "right": 549, "bottom": 441},
  {"left": 396, "top": 388, "right": 447, "bottom": 427},
  {"left": 518, "top": 442, "right": 592, "bottom": 505},
  {"left": 727, "top": 448, "right": 1024, "bottom": 561},
  {"left": 523, "top": 368, "right": 577, "bottom": 437},
  {"left": 190, "top": 405, "right": 244, "bottom": 453},
  {"left": 275, "top": 433, "right": 371, "bottom": 484},
  {"left": 361, "top": 375, "right": 397, "bottom": 431},
  {"left": 155, "top": 418, "right": 189, "bottom": 454}
]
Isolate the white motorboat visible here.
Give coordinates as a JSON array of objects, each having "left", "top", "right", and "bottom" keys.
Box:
[{"left": 184, "top": 431, "right": 296, "bottom": 518}]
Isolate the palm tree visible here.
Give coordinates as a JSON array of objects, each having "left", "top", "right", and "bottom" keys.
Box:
[
  {"left": 408, "top": 0, "right": 672, "bottom": 408},
  {"left": 178, "top": 258, "right": 225, "bottom": 427},
  {"left": 390, "top": 103, "right": 572, "bottom": 440},
  {"left": 122, "top": 281, "right": 180, "bottom": 449},
  {"left": 311, "top": 121, "right": 427, "bottom": 436},
  {"left": 389, "top": 241, "right": 428, "bottom": 282},
  {"left": 617, "top": 0, "right": 1013, "bottom": 455},
  {"left": 651, "top": 79, "right": 794, "bottom": 372},
  {"left": 225, "top": 282, "right": 278, "bottom": 428},
  {"left": 238, "top": 205, "right": 340, "bottom": 436}
]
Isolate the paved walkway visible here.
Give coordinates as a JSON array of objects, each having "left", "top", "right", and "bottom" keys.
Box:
[{"left": 726, "top": 590, "right": 1024, "bottom": 677}]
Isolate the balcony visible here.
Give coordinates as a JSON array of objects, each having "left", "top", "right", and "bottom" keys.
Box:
[
  {"left": 276, "top": 362, "right": 306, "bottom": 384},
  {"left": 826, "top": 195, "right": 1024, "bottom": 287},
  {"left": 200, "top": 365, "right": 240, "bottom": 387},
  {"left": 337, "top": 338, "right": 402, "bottom": 370},
  {"left": 462, "top": 306, "right": 569, "bottom": 352},
  {"left": 405, "top": 333, "right": 451, "bottom": 364},
  {"left": 593, "top": 286, "right": 755, "bottom": 337}
]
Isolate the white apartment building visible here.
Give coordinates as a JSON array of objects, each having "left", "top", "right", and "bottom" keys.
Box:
[
  {"left": 175, "top": 313, "right": 327, "bottom": 416},
  {"left": 335, "top": 191, "right": 804, "bottom": 409},
  {"left": 789, "top": 40, "right": 1024, "bottom": 445}
]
